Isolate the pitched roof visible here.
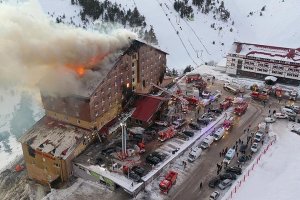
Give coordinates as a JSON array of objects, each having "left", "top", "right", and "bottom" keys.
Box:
[
  {"left": 19, "top": 116, "right": 91, "bottom": 159},
  {"left": 131, "top": 95, "right": 166, "bottom": 122}
]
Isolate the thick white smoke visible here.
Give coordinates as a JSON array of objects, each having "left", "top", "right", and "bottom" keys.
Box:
[{"left": 0, "top": 1, "right": 137, "bottom": 96}]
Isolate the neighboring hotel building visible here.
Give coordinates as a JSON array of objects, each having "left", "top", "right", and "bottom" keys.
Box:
[
  {"left": 226, "top": 42, "right": 300, "bottom": 85},
  {"left": 19, "top": 40, "right": 167, "bottom": 186}
]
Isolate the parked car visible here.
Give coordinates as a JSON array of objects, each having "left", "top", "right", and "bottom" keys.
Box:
[
  {"left": 219, "top": 173, "right": 237, "bottom": 180},
  {"left": 265, "top": 117, "right": 276, "bottom": 123},
  {"left": 238, "top": 155, "right": 250, "bottom": 164},
  {"left": 202, "top": 112, "right": 215, "bottom": 119},
  {"left": 128, "top": 171, "right": 141, "bottom": 182},
  {"left": 146, "top": 155, "right": 160, "bottom": 165},
  {"left": 291, "top": 105, "right": 300, "bottom": 113},
  {"left": 225, "top": 166, "right": 242, "bottom": 175},
  {"left": 218, "top": 179, "right": 233, "bottom": 190},
  {"left": 209, "top": 191, "right": 220, "bottom": 200},
  {"left": 281, "top": 107, "right": 297, "bottom": 117},
  {"left": 150, "top": 151, "right": 167, "bottom": 161},
  {"left": 172, "top": 118, "right": 186, "bottom": 129},
  {"left": 291, "top": 128, "right": 300, "bottom": 135},
  {"left": 239, "top": 144, "right": 248, "bottom": 153},
  {"left": 183, "top": 130, "right": 195, "bottom": 137},
  {"left": 131, "top": 166, "right": 145, "bottom": 177},
  {"left": 177, "top": 133, "right": 190, "bottom": 141},
  {"left": 251, "top": 142, "right": 259, "bottom": 153},
  {"left": 210, "top": 108, "right": 223, "bottom": 114},
  {"left": 197, "top": 118, "right": 211, "bottom": 125},
  {"left": 254, "top": 132, "right": 264, "bottom": 142},
  {"left": 208, "top": 177, "right": 221, "bottom": 188},
  {"left": 274, "top": 112, "right": 288, "bottom": 119},
  {"left": 189, "top": 122, "right": 201, "bottom": 130}
]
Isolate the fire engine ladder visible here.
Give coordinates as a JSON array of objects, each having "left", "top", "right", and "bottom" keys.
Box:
[{"left": 150, "top": 83, "right": 189, "bottom": 105}]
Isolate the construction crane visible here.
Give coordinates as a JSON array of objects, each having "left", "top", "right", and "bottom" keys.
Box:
[
  {"left": 150, "top": 83, "right": 189, "bottom": 105},
  {"left": 150, "top": 83, "right": 189, "bottom": 113}
]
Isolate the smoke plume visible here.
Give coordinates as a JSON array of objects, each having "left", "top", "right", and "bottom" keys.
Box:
[{"left": 0, "top": 1, "right": 137, "bottom": 96}]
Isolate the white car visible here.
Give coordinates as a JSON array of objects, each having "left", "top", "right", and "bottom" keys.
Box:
[
  {"left": 251, "top": 142, "right": 259, "bottom": 153},
  {"left": 274, "top": 112, "right": 288, "bottom": 119},
  {"left": 265, "top": 117, "right": 276, "bottom": 123},
  {"left": 209, "top": 191, "right": 220, "bottom": 200}
]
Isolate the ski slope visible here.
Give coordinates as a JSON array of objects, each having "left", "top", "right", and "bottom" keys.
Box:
[{"left": 36, "top": 0, "right": 300, "bottom": 69}]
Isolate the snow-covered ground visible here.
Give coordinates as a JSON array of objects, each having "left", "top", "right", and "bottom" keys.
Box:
[
  {"left": 0, "top": 87, "right": 44, "bottom": 172},
  {"left": 223, "top": 121, "right": 300, "bottom": 200}
]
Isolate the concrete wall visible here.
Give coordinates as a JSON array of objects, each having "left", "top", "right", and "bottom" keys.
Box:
[{"left": 73, "top": 163, "right": 116, "bottom": 191}]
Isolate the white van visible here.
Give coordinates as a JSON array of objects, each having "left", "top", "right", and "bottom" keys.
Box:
[
  {"left": 254, "top": 132, "right": 264, "bottom": 142},
  {"left": 200, "top": 135, "right": 214, "bottom": 149},
  {"left": 223, "top": 148, "right": 236, "bottom": 165},
  {"left": 281, "top": 107, "right": 296, "bottom": 116},
  {"left": 188, "top": 147, "right": 202, "bottom": 162},
  {"left": 213, "top": 127, "right": 225, "bottom": 141}
]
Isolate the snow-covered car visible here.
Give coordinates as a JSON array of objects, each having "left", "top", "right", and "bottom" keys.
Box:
[
  {"left": 209, "top": 191, "right": 220, "bottom": 200},
  {"left": 291, "top": 127, "right": 300, "bottom": 135},
  {"left": 251, "top": 142, "right": 259, "bottom": 153},
  {"left": 265, "top": 117, "right": 276, "bottom": 123},
  {"left": 218, "top": 179, "right": 233, "bottom": 190},
  {"left": 274, "top": 112, "right": 288, "bottom": 119},
  {"left": 281, "top": 107, "right": 297, "bottom": 117}
]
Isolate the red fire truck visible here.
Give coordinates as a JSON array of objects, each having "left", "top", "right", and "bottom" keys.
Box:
[
  {"left": 185, "top": 96, "right": 199, "bottom": 105},
  {"left": 186, "top": 73, "right": 201, "bottom": 83},
  {"left": 158, "top": 126, "right": 176, "bottom": 142},
  {"left": 220, "top": 97, "right": 233, "bottom": 110},
  {"left": 159, "top": 170, "right": 178, "bottom": 194},
  {"left": 251, "top": 91, "right": 269, "bottom": 101},
  {"left": 223, "top": 116, "right": 234, "bottom": 130},
  {"left": 234, "top": 102, "right": 248, "bottom": 116}
]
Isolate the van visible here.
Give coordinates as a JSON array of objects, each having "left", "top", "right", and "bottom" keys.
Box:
[
  {"left": 213, "top": 127, "right": 225, "bottom": 141},
  {"left": 188, "top": 147, "right": 202, "bottom": 162},
  {"left": 223, "top": 148, "right": 236, "bottom": 165},
  {"left": 200, "top": 135, "right": 214, "bottom": 149},
  {"left": 254, "top": 132, "right": 264, "bottom": 142},
  {"left": 281, "top": 107, "right": 296, "bottom": 116}
]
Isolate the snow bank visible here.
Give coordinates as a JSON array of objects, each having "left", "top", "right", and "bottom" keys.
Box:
[{"left": 222, "top": 121, "right": 300, "bottom": 200}]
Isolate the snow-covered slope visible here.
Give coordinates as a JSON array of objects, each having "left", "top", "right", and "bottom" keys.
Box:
[{"left": 37, "top": 0, "right": 300, "bottom": 69}]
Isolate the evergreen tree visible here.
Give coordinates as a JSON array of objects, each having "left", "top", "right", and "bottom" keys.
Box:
[{"left": 183, "top": 65, "right": 192, "bottom": 74}]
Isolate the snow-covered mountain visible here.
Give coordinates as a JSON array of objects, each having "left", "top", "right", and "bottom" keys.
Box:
[{"left": 38, "top": 0, "right": 300, "bottom": 69}]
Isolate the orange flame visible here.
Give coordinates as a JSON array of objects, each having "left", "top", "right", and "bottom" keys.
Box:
[
  {"left": 76, "top": 67, "right": 85, "bottom": 77},
  {"left": 65, "top": 53, "right": 110, "bottom": 77}
]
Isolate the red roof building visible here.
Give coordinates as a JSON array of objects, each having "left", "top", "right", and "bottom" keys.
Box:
[{"left": 130, "top": 95, "right": 167, "bottom": 127}]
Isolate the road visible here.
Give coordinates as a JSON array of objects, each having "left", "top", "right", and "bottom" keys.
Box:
[{"left": 169, "top": 84, "right": 270, "bottom": 200}]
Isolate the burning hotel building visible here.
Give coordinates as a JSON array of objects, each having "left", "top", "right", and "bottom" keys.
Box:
[{"left": 19, "top": 40, "right": 167, "bottom": 186}]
